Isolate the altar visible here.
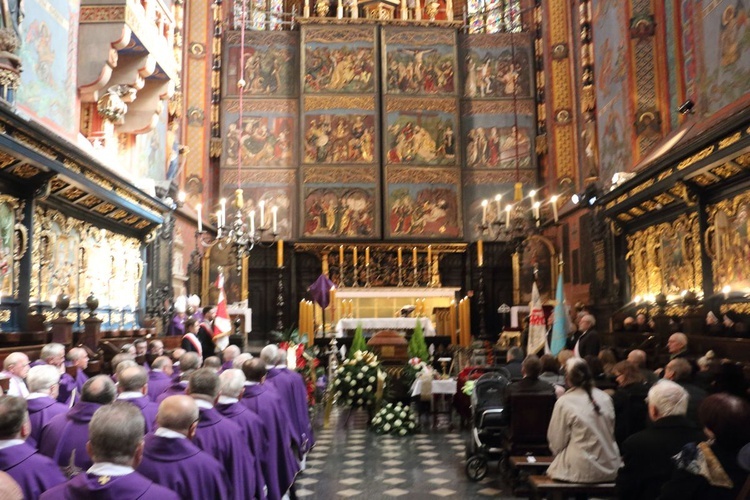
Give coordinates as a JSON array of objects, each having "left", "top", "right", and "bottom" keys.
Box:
[
  {"left": 335, "top": 317, "right": 436, "bottom": 337},
  {"left": 333, "top": 287, "right": 460, "bottom": 319}
]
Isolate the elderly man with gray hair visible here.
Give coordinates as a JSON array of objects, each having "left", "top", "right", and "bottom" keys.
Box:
[
  {"left": 32, "top": 343, "right": 66, "bottom": 370},
  {"left": 616, "top": 380, "right": 705, "bottom": 500},
  {"left": 117, "top": 366, "right": 159, "bottom": 433},
  {"left": 40, "top": 402, "right": 179, "bottom": 499},
  {"left": 570, "top": 313, "right": 600, "bottom": 358},
  {"left": 1, "top": 352, "right": 30, "bottom": 397},
  {"left": 25, "top": 365, "right": 67, "bottom": 446}
]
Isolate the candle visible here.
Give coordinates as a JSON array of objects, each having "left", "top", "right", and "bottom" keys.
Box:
[
  {"left": 352, "top": 246, "right": 357, "bottom": 265},
  {"left": 481, "top": 199, "right": 488, "bottom": 225},
  {"left": 427, "top": 245, "right": 432, "bottom": 263},
  {"left": 220, "top": 198, "right": 226, "bottom": 227},
  {"left": 494, "top": 194, "right": 502, "bottom": 218},
  {"left": 216, "top": 210, "right": 222, "bottom": 236},
  {"left": 505, "top": 204, "right": 512, "bottom": 226},
  {"left": 339, "top": 245, "right": 344, "bottom": 267},
  {"left": 277, "top": 239, "right": 283, "bottom": 268},
  {"left": 533, "top": 201, "right": 541, "bottom": 220},
  {"left": 249, "top": 210, "right": 255, "bottom": 234},
  {"left": 259, "top": 200, "right": 265, "bottom": 228},
  {"left": 477, "top": 239, "right": 484, "bottom": 267},
  {"left": 412, "top": 247, "right": 417, "bottom": 265},
  {"left": 365, "top": 247, "right": 370, "bottom": 266},
  {"left": 299, "top": 299, "right": 306, "bottom": 336},
  {"left": 550, "top": 195, "right": 559, "bottom": 223},
  {"left": 329, "top": 286, "right": 337, "bottom": 323},
  {"left": 397, "top": 247, "right": 402, "bottom": 266},
  {"left": 271, "top": 206, "right": 278, "bottom": 234},
  {"left": 196, "top": 203, "right": 202, "bottom": 232},
  {"left": 529, "top": 189, "right": 537, "bottom": 204},
  {"left": 449, "top": 299, "right": 456, "bottom": 344},
  {"left": 348, "top": 299, "right": 353, "bottom": 317}
]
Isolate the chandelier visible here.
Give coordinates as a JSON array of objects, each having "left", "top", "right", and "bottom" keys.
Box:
[{"left": 194, "top": 0, "right": 278, "bottom": 277}]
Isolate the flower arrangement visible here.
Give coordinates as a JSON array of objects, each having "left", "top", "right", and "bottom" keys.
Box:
[
  {"left": 371, "top": 402, "right": 418, "bottom": 436},
  {"left": 333, "top": 350, "right": 384, "bottom": 409},
  {"left": 279, "top": 340, "right": 323, "bottom": 408}
]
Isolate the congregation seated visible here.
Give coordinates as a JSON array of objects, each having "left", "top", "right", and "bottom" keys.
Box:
[
  {"left": 147, "top": 356, "right": 175, "bottom": 401},
  {"left": 627, "top": 349, "right": 659, "bottom": 385},
  {"left": 0, "top": 396, "right": 66, "bottom": 498},
  {"left": 2, "top": 353, "right": 30, "bottom": 398},
  {"left": 616, "top": 380, "right": 705, "bottom": 500},
  {"left": 584, "top": 355, "right": 616, "bottom": 391},
  {"left": 598, "top": 349, "right": 618, "bottom": 377},
  {"left": 25, "top": 365, "right": 67, "bottom": 447},
  {"left": 109, "top": 352, "right": 135, "bottom": 382},
  {"left": 170, "top": 348, "right": 186, "bottom": 380},
  {"left": 40, "top": 402, "right": 179, "bottom": 500},
  {"left": 148, "top": 339, "right": 165, "bottom": 363},
  {"left": 506, "top": 355, "right": 556, "bottom": 399},
  {"left": 117, "top": 366, "right": 159, "bottom": 433},
  {"left": 137, "top": 395, "right": 230, "bottom": 500},
  {"left": 664, "top": 358, "right": 707, "bottom": 425},
  {"left": 538, "top": 354, "right": 566, "bottom": 392},
  {"left": 39, "top": 375, "right": 117, "bottom": 475},
  {"left": 610, "top": 360, "right": 650, "bottom": 445},
  {"left": 546, "top": 358, "right": 621, "bottom": 484},
  {"left": 134, "top": 338, "right": 148, "bottom": 358},
  {"left": 665, "top": 332, "right": 698, "bottom": 374},
  {"left": 502, "top": 347, "right": 524, "bottom": 380},
  {"left": 659, "top": 393, "right": 750, "bottom": 499}
]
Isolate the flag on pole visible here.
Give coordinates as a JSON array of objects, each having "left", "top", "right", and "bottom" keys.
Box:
[
  {"left": 213, "top": 273, "right": 232, "bottom": 351},
  {"left": 527, "top": 282, "right": 546, "bottom": 355},
  {"left": 550, "top": 270, "right": 571, "bottom": 356}
]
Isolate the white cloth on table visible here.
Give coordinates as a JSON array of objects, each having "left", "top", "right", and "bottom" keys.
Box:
[
  {"left": 335, "top": 318, "right": 436, "bottom": 337},
  {"left": 410, "top": 378, "right": 457, "bottom": 398}
]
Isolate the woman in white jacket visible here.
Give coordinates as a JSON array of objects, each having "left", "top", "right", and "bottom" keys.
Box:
[{"left": 546, "top": 357, "right": 622, "bottom": 483}]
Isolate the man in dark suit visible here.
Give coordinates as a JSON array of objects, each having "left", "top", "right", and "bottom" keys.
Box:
[
  {"left": 506, "top": 355, "right": 556, "bottom": 396},
  {"left": 502, "top": 347, "right": 524, "bottom": 379},
  {"left": 570, "top": 314, "right": 600, "bottom": 358},
  {"left": 197, "top": 306, "right": 217, "bottom": 361},
  {"left": 664, "top": 357, "right": 707, "bottom": 425},
  {"left": 616, "top": 380, "right": 705, "bottom": 500}
]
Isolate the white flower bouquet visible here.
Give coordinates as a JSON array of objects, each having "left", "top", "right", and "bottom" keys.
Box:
[
  {"left": 370, "top": 402, "right": 418, "bottom": 436},
  {"left": 334, "top": 350, "right": 383, "bottom": 409}
]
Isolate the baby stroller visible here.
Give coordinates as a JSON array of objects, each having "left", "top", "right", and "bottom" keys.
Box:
[{"left": 465, "top": 368, "right": 511, "bottom": 481}]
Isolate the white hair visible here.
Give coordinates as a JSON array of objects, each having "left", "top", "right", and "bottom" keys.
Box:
[
  {"left": 648, "top": 380, "right": 689, "bottom": 418},
  {"left": 26, "top": 365, "right": 61, "bottom": 393},
  {"left": 40, "top": 343, "right": 65, "bottom": 360},
  {"left": 173, "top": 295, "right": 187, "bottom": 314},
  {"left": 67, "top": 347, "right": 87, "bottom": 362},
  {"left": 232, "top": 353, "right": 253, "bottom": 370},
  {"left": 219, "top": 369, "right": 246, "bottom": 398},
  {"left": 188, "top": 295, "right": 201, "bottom": 308},
  {"left": 223, "top": 345, "right": 241, "bottom": 358},
  {"left": 260, "top": 345, "right": 279, "bottom": 365},
  {"left": 3, "top": 352, "right": 27, "bottom": 370},
  {"left": 580, "top": 314, "right": 596, "bottom": 327}
]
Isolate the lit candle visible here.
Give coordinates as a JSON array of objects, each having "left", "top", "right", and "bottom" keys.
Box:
[
  {"left": 352, "top": 246, "right": 357, "bottom": 265},
  {"left": 481, "top": 199, "right": 488, "bottom": 225},
  {"left": 299, "top": 299, "right": 306, "bottom": 336},
  {"left": 216, "top": 211, "right": 222, "bottom": 237},
  {"left": 220, "top": 198, "right": 226, "bottom": 227},
  {"left": 449, "top": 299, "right": 457, "bottom": 344},
  {"left": 412, "top": 247, "right": 417, "bottom": 266},
  {"left": 277, "top": 239, "right": 283, "bottom": 268},
  {"left": 477, "top": 239, "right": 484, "bottom": 267},
  {"left": 259, "top": 200, "right": 265, "bottom": 228},
  {"left": 529, "top": 189, "right": 537, "bottom": 205},
  {"left": 427, "top": 245, "right": 432, "bottom": 263},
  {"left": 339, "top": 245, "right": 344, "bottom": 267},
  {"left": 397, "top": 247, "right": 402, "bottom": 266},
  {"left": 533, "top": 201, "right": 541, "bottom": 220},
  {"left": 249, "top": 210, "right": 255, "bottom": 234},
  {"left": 196, "top": 203, "right": 202, "bottom": 232},
  {"left": 550, "top": 195, "right": 559, "bottom": 223},
  {"left": 494, "top": 194, "right": 502, "bottom": 218},
  {"left": 365, "top": 247, "right": 370, "bottom": 266},
  {"left": 271, "top": 206, "right": 278, "bottom": 234},
  {"left": 505, "top": 204, "right": 512, "bottom": 226},
  {"left": 329, "top": 286, "right": 336, "bottom": 319}
]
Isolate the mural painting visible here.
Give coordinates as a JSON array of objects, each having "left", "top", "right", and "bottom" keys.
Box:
[
  {"left": 17, "top": 0, "right": 79, "bottom": 137},
  {"left": 387, "top": 167, "right": 462, "bottom": 239},
  {"left": 302, "top": 26, "right": 376, "bottom": 93},
  {"left": 223, "top": 99, "right": 297, "bottom": 168},
  {"left": 302, "top": 96, "right": 377, "bottom": 164},
  {"left": 460, "top": 33, "right": 533, "bottom": 98},
  {"left": 385, "top": 97, "right": 458, "bottom": 166},
  {"left": 463, "top": 170, "right": 536, "bottom": 240},
  {"left": 224, "top": 31, "right": 298, "bottom": 97},
  {"left": 462, "top": 100, "right": 535, "bottom": 169},
  {"left": 301, "top": 167, "right": 378, "bottom": 239},
  {"left": 383, "top": 28, "right": 457, "bottom": 95}
]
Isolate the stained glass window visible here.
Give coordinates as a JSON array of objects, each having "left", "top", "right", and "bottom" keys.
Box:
[
  {"left": 467, "top": 0, "right": 522, "bottom": 33},
  {"left": 233, "top": 0, "right": 284, "bottom": 30}
]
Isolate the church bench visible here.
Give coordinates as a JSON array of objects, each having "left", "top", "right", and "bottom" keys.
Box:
[
  {"left": 509, "top": 455, "right": 553, "bottom": 472},
  {"left": 507, "top": 456, "right": 553, "bottom": 495},
  {"left": 527, "top": 475, "right": 616, "bottom": 500}
]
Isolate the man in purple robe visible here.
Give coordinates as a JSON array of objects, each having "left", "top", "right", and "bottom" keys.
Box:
[
  {"left": 261, "top": 345, "right": 315, "bottom": 455},
  {"left": 155, "top": 352, "right": 202, "bottom": 404},
  {"left": 58, "top": 347, "right": 90, "bottom": 404},
  {"left": 241, "top": 358, "right": 300, "bottom": 499},
  {"left": 187, "top": 368, "right": 259, "bottom": 500},
  {"left": 117, "top": 365, "right": 159, "bottom": 432},
  {"left": 40, "top": 402, "right": 179, "bottom": 500},
  {"left": 31, "top": 343, "right": 66, "bottom": 369},
  {"left": 148, "top": 356, "right": 175, "bottom": 401},
  {"left": 217, "top": 369, "right": 268, "bottom": 500},
  {"left": 221, "top": 345, "right": 241, "bottom": 372},
  {"left": 1, "top": 352, "right": 30, "bottom": 398},
  {"left": 0, "top": 396, "right": 66, "bottom": 498},
  {"left": 38, "top": 375, "right": 116, "bottom": 476},
  {"left": 138, "top": 395, "right": 230, "bottom": 500},
  {"left": 25, "top": 365, "right": 68, "bottom": 447},
  {"left": 171, "top": 348, "right": 186, "bottom": 381}
]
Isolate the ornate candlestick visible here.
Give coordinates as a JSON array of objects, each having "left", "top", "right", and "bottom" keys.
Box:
[
  {"left": 352, "top": 260, "right": 359, "bottom": 288},
  {"left": 412, "top": 259, "right": 418, "bottom": 287},
  {"left": 478, "top": 265, "right": 487, "bottom": 339},
  {"left": 275, "top": 266, "right": 285, "bottom": 332},
  {"left": 365, "top": 263, "right": 371, "bottom": 287}
]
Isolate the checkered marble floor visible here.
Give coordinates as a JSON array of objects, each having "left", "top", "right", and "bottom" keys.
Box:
[{"left": 294, "top": 408, "right": 518, "bottom": 499}]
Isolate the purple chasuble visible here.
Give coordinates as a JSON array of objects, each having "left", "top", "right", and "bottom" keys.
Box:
[
  {"left": 138, "top": 433, "right": 230, "bottom": 500},
  {"left": 221, "top": 361, "right": 233, "bottom": 372},
  {"left": 119, "top": 396, "right": 159, "bottom": 433},
  {"left": 58, "top": 368, "right": 89, "bottom": 405},
  {"left": 167, "top": 314, "right": 186, "bottom": 337},
  {"left": 216, "top": 401, "right": 268, "bottom": 500},
  {"left": 39, "top": 471, "right": 179, "bottom": 500},
  {"left": 0, "top": 441, "right": 66, "bottom": 499},
  {"left": 193, "top": 406, "right": 258, "bottom": 500},
  {"left": 266, "top": 367, "right": 315, "bottom": 452},
  {"left": 38, "top": 401, "right": 102, "bottom": 475},
  {"left": 241, "top": 384, "right": 300, "bottom": 499},
  {"left": 147, "top": 370, "right": 173, "bottom": 402},
  {"left": 27, "top": 396, "right": 68, "bottom": 447},
  {"left": 155, "top": 381, "right": 188, "bottom": 404}
]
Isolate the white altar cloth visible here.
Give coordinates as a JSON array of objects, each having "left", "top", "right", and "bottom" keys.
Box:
[{"left": 335, "top": 317, "right": 436, "bottom": 337}]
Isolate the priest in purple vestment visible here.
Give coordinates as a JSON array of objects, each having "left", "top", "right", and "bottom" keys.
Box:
[
  {"left": 221, "top": 345, "right": 241, "bottom": 372},
  {"left": 241, "top": 358, "right": 301, "bottom": 499},
  {"left": 148, "top": 356, "right": 175, "bottom": 401},
  {"left": 25, "top": 365, "right": 68, "bottom": 447},
  {"left": 117, "top": 366, "right": 159, "bottom": 432},
  {"left": 218, "top": 369, "right": 268, "bottom": 499},
  {"left": 155, "top": 352, "right": 202, "bottom": 404},
  {"left": 0, "top": 396, "right": 66, "bottom": 498},
  {"left": 40, "top": 402, "right": 179, "bottom": 500},
  {"left": 1, "top": 352, "right": 30, "bottom": 398},
  {"left": 31, "top": 343, "right": 66, "bottom": 369},
  {"left": 38, "top": 375, "right": 116, "bottom": 476},
  {"left": 58, "top": 347, "right": 90, "bottom": 405},
  {"left": 138, "top": 395, "right": 230, "bottom": 500},
  {"left": 187, "top": 368, "right": 259, "bottom": 500},
  {"left": 168, "top": 297, "right": 188, "bottom": 337}
]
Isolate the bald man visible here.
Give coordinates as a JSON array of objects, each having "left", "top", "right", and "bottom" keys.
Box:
[
  {"left": 627, "top": 349, "right": 659, "bottom": 385},
  {"left": 117, "top": 366, "right": 159, "bottom": 433},
  {"left": 221, "top": 345, "right": 241, "bottom": 372},
  {"left": 138, "top": 396, "right": 229, "bottom": 500}
]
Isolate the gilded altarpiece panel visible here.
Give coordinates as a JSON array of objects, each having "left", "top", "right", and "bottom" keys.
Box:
[
  {"left": 626, "top": 213, "right": 702, "bottom": 299},
  {"left": 706, "top": 192, "right": 750, "bottom": 293},
  {"left": 0, "top": 196, "right": 27, "bottom": 300},
  {"left": 459, "top": 33, "right": 534, "bottom": 100},
  {"left": 223, "top": 31, "right": 299, "bottom": 98},
  {"left": 461, "top": 100, "right": 535, "bottom": 170}
]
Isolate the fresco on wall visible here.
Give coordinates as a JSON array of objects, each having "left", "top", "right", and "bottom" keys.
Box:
[
  {"left": 302, "top": 26, "right": 376, "bottom": 94},
  {"left": 133, "top": 107, "right": 168, "bottom": 181},
  {"left": 698, "top": 0, "right": 750, "bottom": 115},
  {"left": 383, "top": 28, "right": 457, "bottom": 95},
  {"left": 302, "top": 96, "right": 377, "bottom": 164},
  {"left": 17, "top": 0, "right": 79, "bottom": 137},
  {"left": 386, "top": 167, "right": 462, "bottom": 239},
  {"left": 462, "top": 101, "right": 535, "bottom": 169},
  {"left": 223, "top": 99, "right": 297, "bottom": 168},
  {"left": 460, "top": 33, "right": 533, "bottom": 98},
  {"left": 463, "top": 170, "right": 536, "bottom": 240},
  {"left": 224, "top": 31, "right": 298, "bottom": 97},
  {"left": 301, "top": 167, "right": 377, "bottom": 239},
  {"left": 385, "top": 97, "right": 458, "bottom": 166}
]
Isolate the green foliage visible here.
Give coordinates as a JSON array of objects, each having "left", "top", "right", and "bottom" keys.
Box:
[
  {"left": 348, "top": 323, "right": 368, "bottom": 359},
  {"left": 407, "top": 320, "right": 430, "bottom": 362}
]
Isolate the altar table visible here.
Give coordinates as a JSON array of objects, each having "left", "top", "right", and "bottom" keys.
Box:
[
  {"left": 335, "top": 317, "right": 436, "bottom": 337},
  {"left": 410, "top": 378, "right": 457, "bottom": 429}
]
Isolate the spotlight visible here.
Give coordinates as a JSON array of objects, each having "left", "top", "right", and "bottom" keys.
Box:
[
  {"left": 571, "top": 193, "right": 580, "bottom": 205},
  {"left": 588, "top": 196, "right": 596, "bottom": 206},
  {"left": 678, "top": 100, "right": 695, "bottom": 115}
]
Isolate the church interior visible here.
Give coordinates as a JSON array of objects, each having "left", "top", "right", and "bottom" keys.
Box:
[{"left": 0, "top": 0, "right": 749, "bottom": 497}]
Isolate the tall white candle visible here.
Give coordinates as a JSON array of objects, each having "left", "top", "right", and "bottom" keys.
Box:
[
  {"left": 533, "top": 201, "right": 541, "bottom": 220},
  {"left": 249, "top": 210, "right": 255, "bottom": 234},
  {"left": 220, "top": 198, "right": 226, "bottom": 227},
  {"left": 481, "top": 199, "right": 488, "bottom": 225},
  {"left": 272, "top": 206, "right": 278, "bottom": 233},
  {"left": 196, "top": 203, "right": 202, "bottom": 232},
  {"left": 505, "top": 204, "right": 512, "bottom": 226},
  {"left": 259, "top": 200, "right": 265, "bottom": 228},
  {"left": 550, "top": 195, "right": 559, "bottom": 223},
  {"left": 494, "top": 194, "right": 502, "bottom": 218},
  {"left": 216, "top": 210, "right": 222, "bottom": 236}
]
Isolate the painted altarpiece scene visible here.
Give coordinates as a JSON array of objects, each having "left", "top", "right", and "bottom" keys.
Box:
[
  {"left": 459, "top": 33, "right": 533, "bottom": 99},
  {"left": 302, "top": 96, "right": 377, "bottom": 165},
  {"left": 302, "top": 26, "right": 377, "bottom": 94},
  {"left": 385, "top": 97, "right": 459, "bottom": 166},
  {"left": 707, "top": 192, "right": 750, "bottom": 293},
  {"left": 223, "top": 31, "right": 299, "bottom": 98},
  {"left": 461, "top": 100, "right": 535, "bottom": 169}
]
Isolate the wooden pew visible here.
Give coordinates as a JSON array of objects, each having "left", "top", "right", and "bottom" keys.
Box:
[
  {"left": 527, "top": 475, "right": 616, "bottom": 500},
  {"left": 508, "top": 455, "right": 553, "bottom": 495}
]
